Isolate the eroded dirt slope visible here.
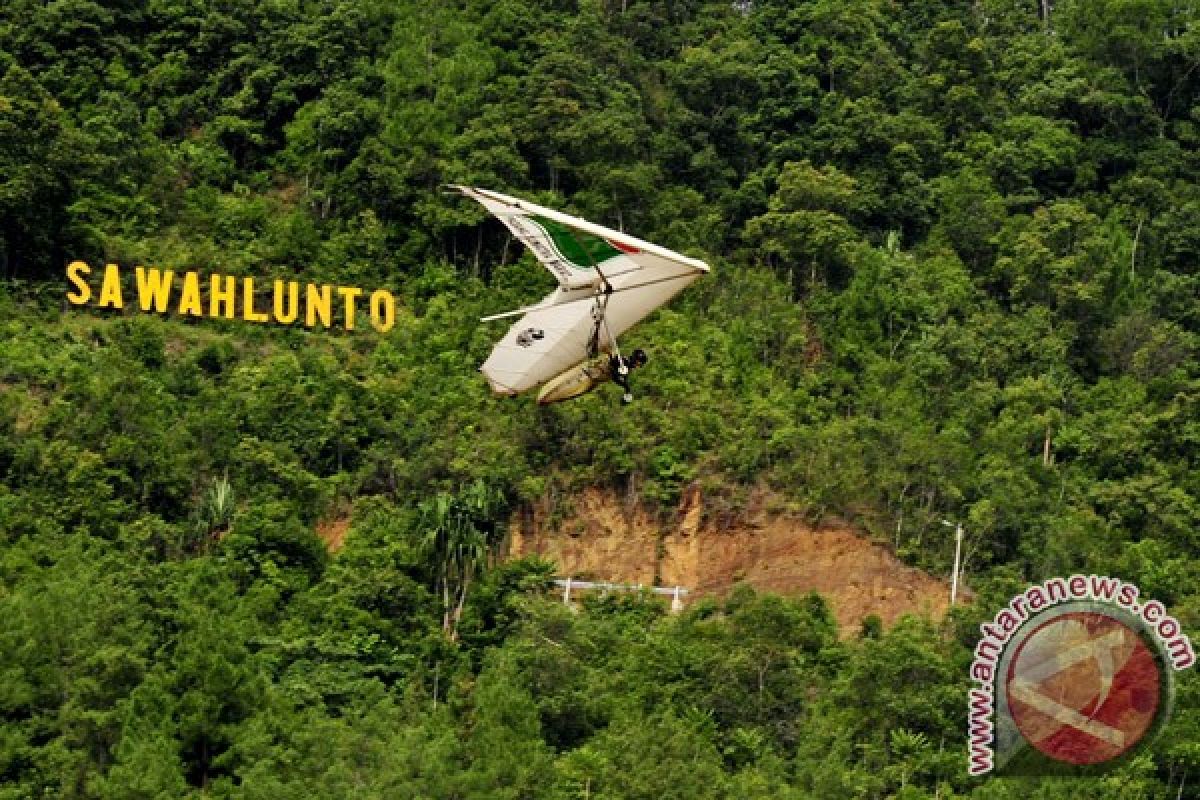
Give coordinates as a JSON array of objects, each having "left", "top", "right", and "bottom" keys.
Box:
[{"left": 506, "top": 487, "right": 959, "bottom": 635}]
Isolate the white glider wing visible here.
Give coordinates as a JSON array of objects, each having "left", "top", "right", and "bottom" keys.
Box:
[{"left": 449, "top": 186, "right": 710, "bottom": 395}]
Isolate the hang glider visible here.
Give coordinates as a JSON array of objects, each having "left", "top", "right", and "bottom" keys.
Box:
[{"left": 449, "top": 185, "right": 710, "bottom": 397}]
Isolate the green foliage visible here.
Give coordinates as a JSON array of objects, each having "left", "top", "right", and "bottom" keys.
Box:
[
  {"left": 419, "top": 479, "right": 507, "bottom": 640},
  {"left": 2, "top": 0, "right": 1199, "bottom": 796}
]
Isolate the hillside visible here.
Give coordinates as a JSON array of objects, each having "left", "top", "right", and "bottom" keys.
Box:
[
  {"left": 509, "top": 487, "right": 956, "bottom": 632},
  {"left": 3, "top": 0, "right": 1200, "bottom": 797}
]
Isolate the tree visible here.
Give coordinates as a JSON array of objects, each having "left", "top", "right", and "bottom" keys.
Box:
[
  {"left": 0, "top": 66, "right": 95, "bottom": 278},
  {"left": 745, "top": 160, "right": 864, "bottom": 292},
  {"left": 420, "top": 480, "right": 506, "bottom": 640}
]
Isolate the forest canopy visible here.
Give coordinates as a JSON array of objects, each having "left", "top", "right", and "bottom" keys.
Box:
[{"left": 1, "top": 0, "right": 1198, "bottom": 797}]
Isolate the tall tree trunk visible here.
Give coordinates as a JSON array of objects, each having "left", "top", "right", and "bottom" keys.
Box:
[
  {"left": 450, "top": 564, "right": 473, "bottom": 642},
  {"left": 441, "top": 569, "right": 452, "bottom": 634},
  {"left": 472, "top": 227, "right": 483, "bottom": 279}
]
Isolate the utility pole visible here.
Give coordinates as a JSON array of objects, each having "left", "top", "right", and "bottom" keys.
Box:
[{"left": 942, "top": 520, "right": 964, "bottom": 606}]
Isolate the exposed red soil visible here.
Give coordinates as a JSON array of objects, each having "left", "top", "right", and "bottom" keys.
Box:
[
  {"left": 506, "top": 486, "right": 963, "bottom": 636},
  {"left": 316, "top": 516, "right": 351, "bottom": 552}
]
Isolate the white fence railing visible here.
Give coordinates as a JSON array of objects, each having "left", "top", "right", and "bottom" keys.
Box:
[{"left": 553, "top": 578, "right": 690, "bottom": 612}]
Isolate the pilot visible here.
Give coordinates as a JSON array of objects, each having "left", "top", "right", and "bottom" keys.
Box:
[
  {"left": 537, "top": 348, "right": 648, "bottom": 405},
  {"left": 611, "top": 348, "right": 648, "bottom": 402}
]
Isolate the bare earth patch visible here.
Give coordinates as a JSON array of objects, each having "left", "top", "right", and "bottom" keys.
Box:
[
  {"left": 316, "top": 516, "right": 351, "bottom": 552},
  {"left": 507, "top": 486, "right": 963, "bottom": 636}
]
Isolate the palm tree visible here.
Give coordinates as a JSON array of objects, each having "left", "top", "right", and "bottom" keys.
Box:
[
  {"left": 419, "top": 480, "right": 504, "bottom": 640},
  {"left": 192, "top": 472, "right": 235, "bottom": 548}
]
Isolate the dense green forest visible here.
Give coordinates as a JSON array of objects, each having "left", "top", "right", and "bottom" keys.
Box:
[{"left": 1, "top": 0, "right": 1199, "bottom": 796}]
